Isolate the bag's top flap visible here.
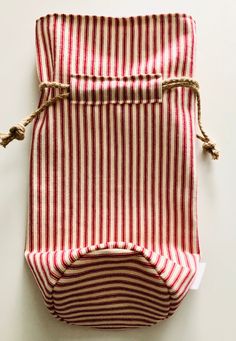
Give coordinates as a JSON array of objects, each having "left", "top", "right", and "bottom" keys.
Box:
[{"left": 35, "top": 14, "right": 196, "bottom": 83}]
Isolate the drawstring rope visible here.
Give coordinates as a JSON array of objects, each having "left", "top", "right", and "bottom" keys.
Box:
[
  {"left": 0, "top": 88, "right": 70, "bottom": 148},
  {"left": 0, "top": 78, "right": 219, "bottom": 160},
  {"left": 162, "top": 78, "right": 219, "bottom": 160}
]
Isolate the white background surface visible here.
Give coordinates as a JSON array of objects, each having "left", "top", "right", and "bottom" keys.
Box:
[{"left": 0, "top": 1, "right": 235, "bottom": 340}]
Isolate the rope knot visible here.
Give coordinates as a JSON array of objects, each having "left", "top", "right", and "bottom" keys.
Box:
[
  {"left": 202, "top": 140, "right": 219, "bottom": 160},
  {"left": 9, "top": 123, "right": 25, "bottom": 141}
]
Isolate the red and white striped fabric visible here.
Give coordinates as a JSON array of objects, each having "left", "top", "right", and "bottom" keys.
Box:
[
  {"left": 25, "top": 13, "right": 200, "bottom": 329},
  {"left": 70, "top": 74, "right": 163, "bottom": 104}
]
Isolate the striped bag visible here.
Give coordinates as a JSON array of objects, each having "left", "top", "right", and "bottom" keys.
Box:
[{"left": 0, "top": 13, "right": 218, "bottom": 329}]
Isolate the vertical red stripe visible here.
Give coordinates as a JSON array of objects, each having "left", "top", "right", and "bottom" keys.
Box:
[
  {"left": 59, "top": 15, "right": 66, "bottom": 250},
  {"left": 98, "top": 104, "right": 104, "bottom": 244},
  {"left": 121, "top": 105, "right": 126, "bottom": 241},
  {"left": 90, "top": 17, "right": 97, "bottom": 245},
  {"left": 113, "top": 105, "right": 119, "bottom": 241},
  {"left": 68, "top": 16, "right": 74, "bottom": 249},
  {"left": 180, "top": 14, "right": 189, "bottom": 253},
  {"left": 83, "top": 16, "right": 90, "bottom": 246},
  {"left": 106, "top": 17, "right": 112, "bottom": 242},
  {"left": 91, "top": 105, "right": 96, "bottom": 245},
  {"left": 151, "top": 15, "right": 157, "bottom": 251},
  {"left": 136, "top": 104, "right": 141, "bottom": 245},
  {"left": 158, "top": 14, "right": 165, "bottom": 254},
  {"left": 113, "top": 18, "right": 119, "bottom": 241},
  {"left": 166, "top": 14, "right": 173, "bottom": 258},
  {"left": 128, "top": 105, "right": 133, "bottom": 242},
  {"left": 52, "top": 15, "right": 58, "bottom": 251},
  {"left": 128, "top": 17, "right": 134, "bottom": 242},
  {"left": 143, "top": 103, "right": 148, "bottom": 248},
  {"left": 98, "top": 17, "right": 104, "bottom": 244},
  {"left": 173, "top": 14, "right": 181, "bottom": 262},
  {"left": 75, "top": 16, "right": 82, "bottom": 248},
  {"left": 121, "top": 18, "right": 127, "bottom": 241},
  {"left": 143, "top": 16, "right": 149, "bottom": 248}
]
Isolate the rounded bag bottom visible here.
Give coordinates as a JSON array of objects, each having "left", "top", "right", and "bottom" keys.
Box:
[
  {"left": 25, "top": 243, "right": 198, "bottom": 330},
  {"left": 52, "top": 249, "right": 169, "bottom": 329}
]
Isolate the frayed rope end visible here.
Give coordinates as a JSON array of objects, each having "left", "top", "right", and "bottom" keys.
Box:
[
  {"left": 0, "top": 124, "right": 25, "bottom": 148},
  {"left": 202, "top": 141, "right": 219, "bottom": 160}
]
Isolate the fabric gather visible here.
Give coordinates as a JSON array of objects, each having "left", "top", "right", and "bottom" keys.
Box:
[{"left": 0, "top": 77, "right": 219, "bottom": 159}]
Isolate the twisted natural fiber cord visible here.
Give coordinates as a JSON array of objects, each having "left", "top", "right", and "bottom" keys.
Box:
[
  {"left": 39, "top": 82, "right": 70, "bottom": 91},
  {"left": 163, "top": 78, "right": 219, "bottom": 160},
  {"left": 0, "top": 83, "right": 69, "bottom": 148},
  {"left": 0, "top": 78, "right": 219, "bottom": 159}
]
